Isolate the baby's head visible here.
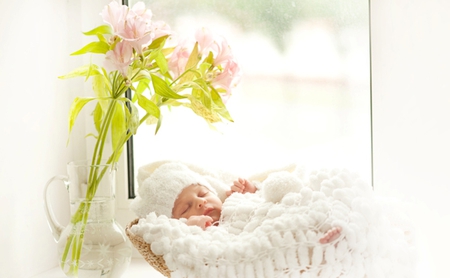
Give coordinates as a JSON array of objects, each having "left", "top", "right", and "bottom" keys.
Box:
[
  {"left": 172, "top": 183, "right": 222, "bottom": 222},
  {"left": 130, "top": 162, "right": 223, "bottom": 221}
]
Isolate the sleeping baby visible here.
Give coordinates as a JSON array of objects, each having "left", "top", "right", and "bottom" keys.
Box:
[{"left": 130, "top": 161, "right": 341, "bottom": 244}]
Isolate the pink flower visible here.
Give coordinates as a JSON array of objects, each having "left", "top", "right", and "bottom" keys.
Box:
[
  {"left": 168, "top": 38, "right": 194, "bottom": 79},
  {"left": 194, "top": 28, "right": 233, "bottom": 66},
  {"left": 129, "top": 1, "right": 152, "bottom": 23},
  {"left": 117, "top": 15, "right": 152, "bottom": 55},
  {"left": 100, "top": 1, "right": 129, "bottom": 34},
  {"left": 212, "top": 59, "right": 242, "bottom": 102},
  {"left": 151, "top": 20, "right": 172, "bottom": 40},
  {"left": 102, "top": 1, "right": 165, "bottom": 55},
  {"left": 168, "top": 28, "right": 221, "bottom": 79},
  {"left": 212, "top": 39, "right": 234, "bottom": 67},
  {"left": 195, "top": 27, "right": 217, "bottom": 54},
  {"left": 166, "top": 26, "right": 242, "bottom": 102},
  {"left": 168, "top": 27, "right": 242, "bottom": 102},
  {"left": 194, "top": 28, "right": 241, "bottom": 101},
  {"left": 103, "top": 41, "right": 134, "bottom": 77}
]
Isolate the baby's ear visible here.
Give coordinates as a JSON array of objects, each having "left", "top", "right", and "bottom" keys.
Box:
[{"left": 262, "top": 171, "right": 303, "bottom": 203}]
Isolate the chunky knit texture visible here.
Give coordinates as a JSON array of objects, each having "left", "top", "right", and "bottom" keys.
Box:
[{"left": 131, "top": 166, "right": 416, "bottom": 278}]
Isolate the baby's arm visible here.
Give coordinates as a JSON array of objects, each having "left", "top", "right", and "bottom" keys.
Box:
[
  {"left": 186, "top": 215, "right": 213, "bottom": 230},
  {"left": 226, "top": 178, "right": 257, "bottom": 196}
]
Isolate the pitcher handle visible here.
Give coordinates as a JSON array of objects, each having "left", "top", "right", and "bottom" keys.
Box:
[{"left": 43, "top": 175, "right": 69, "bottom": 242}]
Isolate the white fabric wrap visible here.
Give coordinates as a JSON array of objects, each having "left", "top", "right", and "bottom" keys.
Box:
[{"left": 131, "top": 166, "right": 416, "bottom": 278}]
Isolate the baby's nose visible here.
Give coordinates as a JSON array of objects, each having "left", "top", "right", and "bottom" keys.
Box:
[{"left": 197, "top": 199, "right": 206, "bottom": 208}]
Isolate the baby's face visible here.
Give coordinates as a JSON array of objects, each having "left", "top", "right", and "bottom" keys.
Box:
[{"left": 172, "top": 184, "right": 222, "bottom": 222}]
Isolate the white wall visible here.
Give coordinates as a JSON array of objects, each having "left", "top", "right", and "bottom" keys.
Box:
[
  {"left": 371, "top": 0, "right": 450, "bottom": 277},
  {"left": 0, "top": 0, "right": 108, "bottom": 277}
]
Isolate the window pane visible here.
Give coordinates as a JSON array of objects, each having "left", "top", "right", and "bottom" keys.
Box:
[{"left": 129, "top": 0, "right": 371, "bottom": 186}]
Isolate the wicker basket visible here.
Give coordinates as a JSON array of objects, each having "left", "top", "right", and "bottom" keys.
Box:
[{"left": 126, "top": 218, "right": 172, "bottom": 277}]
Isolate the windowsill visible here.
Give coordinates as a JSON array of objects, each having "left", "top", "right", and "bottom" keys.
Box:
[{"left": 32, "top": 258, "right": 165, "bottom": 278}]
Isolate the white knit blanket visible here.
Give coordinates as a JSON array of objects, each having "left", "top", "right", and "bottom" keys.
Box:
[{"left": 131, "top": 167, "right": 416, "bottom": 278}]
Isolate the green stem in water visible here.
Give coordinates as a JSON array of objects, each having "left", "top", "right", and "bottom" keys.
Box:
[
  {"left": 61, "top": 94, "right": 155, "bottom": 275},
  {"left": 60, "top": 98, "right": 118, "bottom": 276}
]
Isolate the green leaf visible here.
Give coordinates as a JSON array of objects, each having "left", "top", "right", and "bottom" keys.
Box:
[
  {"left": 92, "top": 102, "right": 103, "bottom": 134},
  {"left": 195, "top": 88, "right": 211, "bottom": 110},
  {"left": 125, "top": 101, "right": 140, "bottom": 135},
  {"left": 147, "top": 35, "right": 168, "bottom": 50},
  {"left": 58, "top": 64, "right": 102, "bottom": 79},
  {"left": 185, "top": 42, "right": 200, "bottom": 70},
  {"left": 188, "top": 97, "right": 221, "bottom": 123},
  {"left": 210, "top": 87, "right": 234, "bottom": 122},
  {"left": 198, "top": 62, "right": 212, "bottom": 76},
  {"left": 193, "top": 78, "right": 210, "bottom": 92},
  {"left": 204, "top": 51, "right": 214, "bottom": 65},
  {"left": 136, "top": 93, "right": 160, "bottom": 119},
  {"left": 154, "top": 51, "right": 168, "bottom": 74},
  {"left": 151, "top": 74, "right": 186, "bottom": 99},
  {"left": 161, "top": 47, "right": 175, "bottom": 57},
  {"left": 144, "top": 36, "right": 169, "bottom": 64},
  {"left": 92, "top": 74, "right": 109, "bottom": 97},
  {"left": 97, "top": 34, "right": 108, "bottom": 44},
  {"left": 70, "top": 41, "right": 110, "bottom": 56},
  {"left": 92, "top": 74, "right": 111, "bottom": 112},
  {"left": 147, "top": 38, "right": 167, "bottom": 62},
  {"left": 135, "top": 79, "right": 150, "bottom": 95},
  {"left": 82, "top": 25, "right": 113, "bottom": 36},
  {"left": 68, "top": 97, "right": 96, "bottom": 136},
  {"left": 154, "top": 115, "right": 163, "bottom": 135},
  {"left": 179, "top": 42, "right": 200, "bottom": 83},
  {"left": 132, "top": 70, "right": 151, "bottom": 85}
]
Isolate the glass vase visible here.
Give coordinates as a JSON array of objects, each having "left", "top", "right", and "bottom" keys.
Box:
[{"left": 44, "top": 160, "right": 132, "bottom": 277}]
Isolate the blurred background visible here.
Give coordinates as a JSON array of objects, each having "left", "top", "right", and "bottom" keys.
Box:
[{"left": 131, "top": 0, "right": 372, "bottom": 181}]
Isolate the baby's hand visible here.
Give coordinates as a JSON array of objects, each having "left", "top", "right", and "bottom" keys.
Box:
[
  {"left": 226, "top": 178, "right": 257, "bottom": 196},
  {"left": 186, "top": 215, "right": 213, "bottom": 230}
]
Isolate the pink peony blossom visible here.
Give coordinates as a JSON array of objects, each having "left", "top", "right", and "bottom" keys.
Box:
[{"left": 103, "top": 41, "right": 134, "bottom": 77}]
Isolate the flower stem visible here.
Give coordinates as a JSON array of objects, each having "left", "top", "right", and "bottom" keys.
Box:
[{"left": 61, "top": 98, "right": 118, "bottom": 276}]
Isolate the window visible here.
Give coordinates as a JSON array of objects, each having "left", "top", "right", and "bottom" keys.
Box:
[{"left": 125, "top": 0, "right": 371, "bottom": 198}]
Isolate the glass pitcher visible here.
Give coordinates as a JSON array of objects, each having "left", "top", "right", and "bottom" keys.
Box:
[{"left": 44, "top": 160, "right": 132, "bottom": 277}]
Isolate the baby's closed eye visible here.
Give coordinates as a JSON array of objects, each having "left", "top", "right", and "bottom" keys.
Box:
[{"left": 199, "top": 191, "right": 209, "bottom": 197}]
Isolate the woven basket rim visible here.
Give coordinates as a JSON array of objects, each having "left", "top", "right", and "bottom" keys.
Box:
[{"left": 126, "top": 218, "right": 171, "bottom": 277}]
